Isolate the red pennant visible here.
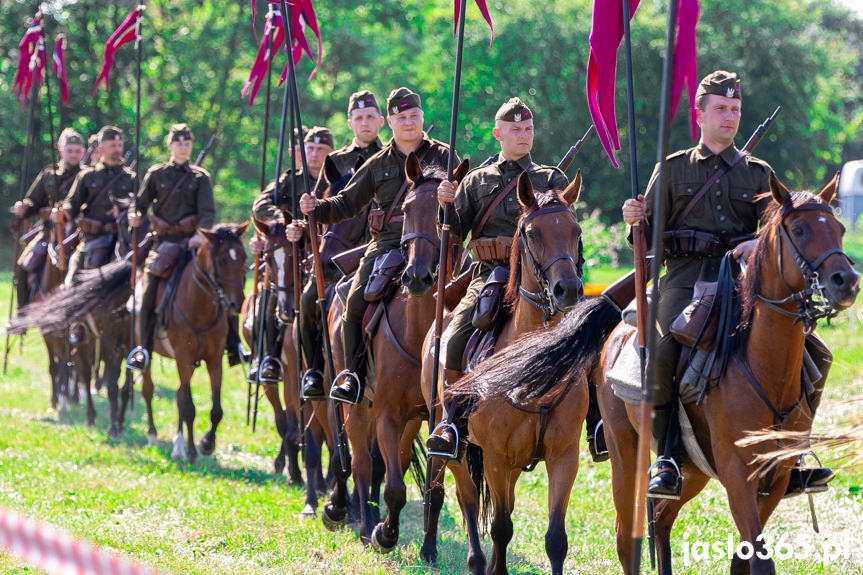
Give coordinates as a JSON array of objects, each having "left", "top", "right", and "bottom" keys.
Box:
[
  {"left": 251, "top": 0, "right": 323, "bottom": 82},
  {"left": 242, "top": 7, "right": 285, "bottom": 106},
  {"left": 454, "top": 0, "right": 494, "bottom": 45},
  {"left": 93, "top": 8, "right": 141, "bottom": 98},
  {"left": 12, "top": 13, "right": 44, "bottom": 107},
  {"left": 53, "top": 33, "right": 71, "bottom": 107},
  {"left": 670, "top": 0, "right": 699, "bottom": 141}
]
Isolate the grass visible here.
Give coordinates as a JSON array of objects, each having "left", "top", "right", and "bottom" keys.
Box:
[{"left": 0, "top": 269, "right": 862, "bottom": 574}]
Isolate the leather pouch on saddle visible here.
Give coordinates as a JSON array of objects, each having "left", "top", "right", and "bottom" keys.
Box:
[
  {"left": 150, "top": 241, "right": 186, "bottom": 279},
  {"left": 471, "top": 265, "right": 510, "bottom": 332},
  {"left": 670, "top": 280, "right": 719, "bottom": 350},
  {"left": 332, "top": 242, "right": 370, "bottom": 277},
  {"left": 363, "top": 249, "right": 405, "bottom": 302},
  {"left": 443, "top": 261, "right": 478, "bottom": 312},
  {"left": 151, "top": 214, "right": 198, "bottom": 236},
  {"left": 367, "top": 209, "right": 386, "bottom": 236},
  {"left": 82, "top": 233, "right": 115, "bottom": 268},
  {"left": 76, "top": 217, "right": 107, "bottom": 235},
  {"left": 21, "top": 241, "right": 48, "bottom": 273}
]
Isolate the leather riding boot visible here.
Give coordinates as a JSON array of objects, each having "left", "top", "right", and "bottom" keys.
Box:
[
  {"left": 426, "top": 369, "right": 467, "bottom": 460},
  {"left": 14, "top": 266, "right": 29, "bottom": 311},
  {"left": 647, "top": 402, "right": 682, "bottom": 500},
  {"left": 330, "top": 320, "right": 364, "bottom": 403},
  {"left": 225, "top": 313, "right": 250, "bottom": 367},
  {"left": 258, "top": 314, "right": 283, "bottom": 384},
  {"left": 300, "top": 323, "right": 325, "bottom": 399},
  {"left": 585, "top": 377, "right": 609, "bottom": 462},
  {"left": 128, "top": 274, "right": 159, "bottom": 371}
]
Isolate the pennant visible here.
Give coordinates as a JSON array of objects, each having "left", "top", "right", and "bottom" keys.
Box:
[
  {"left": 454, "top": 0, "right": 494, "bottom": 45},
  {"left": 670, "top": 0, "right": 699, "bottom": 141},
  {"left": 11, "top": 13, "right": 44, "bottom": 107},
  {"left": 585, "top": 0, "right": 640, "bottom": 168},
  {"left": 93, "top": 8, "right": 141, "bottom": 97},
  {"left": 53, "top": 33, "right": 71, "bottom": 107},
  {"left": 241, "top": 7, "right": 284, "bottom": 106},
  {"left": 251, "top": 0, "right": 323, "bottom": 82}
]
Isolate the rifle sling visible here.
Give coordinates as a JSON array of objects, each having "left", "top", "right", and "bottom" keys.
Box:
[
  {"left": 153, "top": 170, "right": 193, "bottom": 218},
  {"left": 472, "top": 164, "right": 536, "bottom": 240},
  {"left": 670, "top": 152, "right": 747, "bottom": 231},
  {"left": 80, "top": 170, "right": 129, "bottom": 216},
  {"left": 382, "top": 148, "right": 430, "bottom": 227}
]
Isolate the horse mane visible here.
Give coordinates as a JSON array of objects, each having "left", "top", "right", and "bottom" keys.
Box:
[{"left": 504, "top": 190, "right": 567, "bottom": 310}]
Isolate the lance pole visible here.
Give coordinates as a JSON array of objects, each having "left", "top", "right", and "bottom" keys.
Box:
[
  {"left": 42, "top": 34, "right": 66, "bottom": 270},
  {"left": 425, "top": 0, "right": 467, "bottom": 533}
]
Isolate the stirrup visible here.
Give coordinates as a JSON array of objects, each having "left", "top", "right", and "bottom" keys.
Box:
[
  {"left": 258, "top": 356, "right": 283, "bottom": 385},
  {"left": 782, "top": 452, "right": 832, "bottom": 499},
  {"left": 301, "top": 368, "right": 326, "bottom": 401},
  {"left": 427, "top": 421, "right": 460, "bottom": 460},
  {"left": 125, "top": 346, "right": 150, "bottom": 373},
  {"left": 590, "top": 419, "right": 609, "bottom": 461},
  {"left": 236, "top": 343, "right": 252, "bottom": 365},
  {"left": 647, "top": 456, "right": 682, "bottom": 500},
  {"left": 330, "top": 369, "right": 362, "bottom": 404},
  {"left": 246, "top": 361, "right": 258, "bottom": 384}
]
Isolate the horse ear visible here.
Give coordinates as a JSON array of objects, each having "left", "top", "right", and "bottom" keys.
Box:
[
  {"left": 324, "top": 155, "right": 341, "bottom": 185},
  {"left": 236, "top": 220, "right": 250, "bottom": 238},
  {"left": 769, "top": 172, "right": 791, "bottom": 205},
  {"left": 452, "top": 158, "right": 470, "bottom": 184},
  {"left": 199, "top": 227, "right": 217, "bottom": 244},
  {"left": 562, "top": 169, "right": 582, "bottom": 206},
  {"left": 818, "top": 171, "right": 839, "bottom": 205},
  {"left": 252, "top": 217, "right": 268, "bottom": 237},
  {"left": 353, "top": 154, "right": 366, "bottom": 172},
  {"left": 405, "top": 152, "right": 422, "bottom": 183},
  {"left": 517, "top": 171, "right": 535, "bottom": 209}
]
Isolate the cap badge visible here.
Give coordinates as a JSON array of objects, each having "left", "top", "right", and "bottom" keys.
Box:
[
  {"left": 514, "top": 113, "right": 522, "bottom": 122},
  {"left": 358, "top": 101, "right": 365, "bottom": 108},
  {"left": 314, "top": 136, "right": 320, "bottom": 144},
  {"left": 392, "top": 106, "right": 399, "bottom": 114},
  {"left": 726, "top": 88, "right": 734, "bottom": 98}
]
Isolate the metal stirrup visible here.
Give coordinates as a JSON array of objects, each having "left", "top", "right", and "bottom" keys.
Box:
[
  {"left": 330, "top": 369, "right": 362, "bottom": 404},
  {"left": 125, "top": 346, "right": 150, "bottom": 373},
  {"left": 647, "top": 456, "right": 682, "bottom": 500},
  {"left": 301, "top": 368, "right": 326, "bottom": 401},
  {"left": 258, "top": 356, "right": 283, "bottom": 385},
  {"left": 427, "top": 421, "right": 460, "bottom": 459}
]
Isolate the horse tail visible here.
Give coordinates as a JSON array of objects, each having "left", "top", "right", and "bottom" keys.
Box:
[
  {"left": 407, "top": 437, "right": 427, "bottom": 493},
  {"left": 466, "top": 443, "right": 490, "bottom": 534},
  {"left": 451, "top": 296, "right": 621, "bottom": 403},
  {"left": 7, "top": 260, "right": 132, "bottom": 336}
]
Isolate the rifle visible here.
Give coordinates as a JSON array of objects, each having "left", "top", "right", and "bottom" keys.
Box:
[
  {"left": 557, "top": 125, "right": 595, "bottom": 173},
  {"left": 81, "top": 141, "right": 98, "bottom": 166},
  {"left": 194, "top": 134, "right": 217, "bottom": 166}
]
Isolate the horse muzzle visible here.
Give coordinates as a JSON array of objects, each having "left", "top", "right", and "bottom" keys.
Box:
[
  {"left": 401, "top": 265, "right": 435, "bottom": 297},
  {"left": 551, "top": 276, "right": 583, "bottom": 314},
  {"left": 824, "top": 267, "right": 861, "bottom": 310}
]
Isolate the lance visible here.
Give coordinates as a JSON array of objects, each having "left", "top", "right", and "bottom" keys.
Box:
[
  {"left": 279, "top": 0, "right": 350, "bottom": 474},
  {"left": 41, "top": 34, "right": 66, "bottom": 270},
  {"left": 3, "top": 70, "right": 40, "bottom": 375},
  {"left": 632, "top": 0, "right": 677, "bottom": 572},
  {"left": 425, "top": 0, "right": 468, "bottom": 533}
]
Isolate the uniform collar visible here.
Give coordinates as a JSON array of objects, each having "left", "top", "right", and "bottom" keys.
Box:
[
  {"left": 389, "top": 133, "right": 431, "bottom": 158},
  {"left": 352, "top": 137, "right": 383, "bottom": 152},
  {"left": 97, "top": 160, "right": 124, "bottom": 172},
  {"left": 496, "top": 152, "right": 533, "bottom": 171},
  {"left": 694, "top": 141, "right": 739, "bottom": 166},
  {"left": 169, "top": 159, "right": 191, "bottom": 170}
]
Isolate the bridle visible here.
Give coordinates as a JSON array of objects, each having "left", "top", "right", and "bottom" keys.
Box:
[
  {"left": 399, "top": 179, "right": 442, "bottom": 253},
  {"left": 258, "top": 230, "right": 294, "bottom": 293},
  {"left": 755, "top": 201, "right": 853, "bottom": 333},
  {"left": 517, "top": 203, "right": 582, "bottom": 325},
  {"left": 192, "top": 237, "right": 246, "bottom": 312}
]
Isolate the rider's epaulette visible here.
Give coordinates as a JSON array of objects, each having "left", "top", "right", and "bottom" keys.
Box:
[
  {"left": 190, "top": 164, "right": 211, "bottom": 178},
  {"left": 744, "top": 155, "right": 771, "bottom": 172},
  {"left": 666, "top": 149, "right": 689, "bottom": 162}
]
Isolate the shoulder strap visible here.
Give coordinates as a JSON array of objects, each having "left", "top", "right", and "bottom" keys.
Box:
[
  {"left": 471, "top": 164, "right": 536, "bottom": 240},
  {"left": 382, "top": 147, "right": 430, "bottom": 226}
]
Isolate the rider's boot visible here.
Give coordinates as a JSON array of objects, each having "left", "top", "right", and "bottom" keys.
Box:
[{"left": 330, "top": 320, "right": 364, "bottom": 404}]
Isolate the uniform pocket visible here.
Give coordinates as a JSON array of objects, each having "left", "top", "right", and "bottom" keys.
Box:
[{"left": 672, "top": 181, "right": 705, "bottom": 223}]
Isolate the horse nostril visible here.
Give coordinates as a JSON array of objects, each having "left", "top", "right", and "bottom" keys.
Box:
[{"left": 830, "top": 271, "right": 846, "bottom": 289}]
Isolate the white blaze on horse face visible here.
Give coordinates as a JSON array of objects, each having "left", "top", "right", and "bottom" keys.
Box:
[
  {"left": 274, "top": 248, "right": 288, "bottom": 288},
  {"left": 229, "top": 248, "right": 238, "bottom": 261},
  {"left": 818, "top": 216, "right": 827, "bottom": 223}
]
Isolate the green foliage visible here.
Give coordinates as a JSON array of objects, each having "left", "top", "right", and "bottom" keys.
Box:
[{"left": 1, "top": 0, "right": 861, "bottom": 264}]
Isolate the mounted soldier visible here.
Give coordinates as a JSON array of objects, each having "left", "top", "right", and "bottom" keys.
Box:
[
  {"left": 425, "top": 97, "right": 570, "bottom": 457},
  {"left": 289, "top": 86, "right": 452, "bottom": 403},
  {"left": 621, "top": 70, "right": 834, "bottom": 499},
  {"left": 301, "top": 89, "right": 385, "bottom": 397},
  {"left": 59, "top": 125, "right": 135, "bottom": 343},
  {"left": 249, "top": 125, "right": 333, "bottom": 383},
  {"left": 11, "top": 128, "right": 85, "bottom": 311},
  {"left": 126, "top": 123, "right": 216, "bottom": 372}
]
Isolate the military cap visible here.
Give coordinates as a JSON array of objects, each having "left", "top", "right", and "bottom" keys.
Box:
[
  {"left": 495, "top": 97, "right": 534, "bottom": 123},
  {"left": 348, "top": 90, "right": 379, "bottom": 114},
  {"left": 98, "top": 125, "right": 123, "bottom": 143},
  {"left": 166, "top": 123, "right": 194, "bottom": 144},
  {"left": 304, "top": 126, "right": 334, "bottom": 146},
  {"left": 58, "top": 128, "right": 84, "bottom": 147},
  {"left": 695, "top": 70, "right": 741, "bottom": 101},
  {"left": 386, "top": 87, "right": 421, "bottom": 116}
]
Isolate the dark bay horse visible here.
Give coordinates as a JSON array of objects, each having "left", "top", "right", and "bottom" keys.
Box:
[
  {"left": 422, "top": 172, "right": 585, "bottom": 574},
  {"left": 459, "top": 174, "right": 859, "bottom": 575}
]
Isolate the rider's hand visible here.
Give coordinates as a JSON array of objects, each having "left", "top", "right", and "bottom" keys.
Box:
[
  {"left": 437, "top": 180, "right": 457, "bottom": 209},
  {"left": 249, "top": 235, "right": 266, "bottom": 255},
  {"left": 732, "top": 239, "right": 757, "bottom": 264},
  {"left": 50, "top": 207, "right": 65, "bottom": 224},
  {"left": 285, "top": 222, "right": 305, "bottom": 243},
  {"left": 622, "top": 195, "right": 646, "bottom": 226},
  {"left": 188, "top": 233, "right": 203, "bottom": 249},
  {"left": 128, "top": 211, "right": 143, "bottom": 228},
  {"left": 298, "top": 193, "right": 317, "bottom": 215},
  {"left": 11, "top": 201, "right": 27, "bottom": 218}
]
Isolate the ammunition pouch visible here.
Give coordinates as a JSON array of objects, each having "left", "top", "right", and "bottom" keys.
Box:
[
  {"left": 663, "top": 230, "right": 754, "bottom": 259},
  {"left": 368, "top": 209, "right": 404, "bottom": 236},
  {"left": 471, "top": 265, "right": 510, "bottom": 331},
  {"left": 363, "top": 249, "right": 404, "bottom": 302},
  {"left": 332, "top": 242, "right": 369, "bottom": 277},
  {"left": 76, "top": 217, "right": 116, "bottom": 236},
  {"left": 149, "top": 241, "right": 186, "bottom": 279},
  {"left": 21, "top": 241, "right": 48, "bottom": 273},
  {"left": 468, "top": 236, "right": 513, "bottom": 263},
  {"left": 670, "top": 280, "right": 719, "bottom": 350},
  {"left": 151, "top": 214, "right": 199, "bottom": 237}
]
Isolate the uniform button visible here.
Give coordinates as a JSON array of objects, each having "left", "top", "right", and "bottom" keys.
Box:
[
  {"left": 716, "top": 205, "right": 722, "bottom": 210},
  {"left": 687, "top": 187, "right": 692, "bottom": 193},
  {"left": 742, "top": 193, "right": 748, "bottom": 198},
  {"left": 720, "top": 216, "right": 726, "bottom": 221},
  {"left": 716, "top": 191, "right": 721, "bottom": 196}
]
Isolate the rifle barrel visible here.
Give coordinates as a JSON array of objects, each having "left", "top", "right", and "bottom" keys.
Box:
[{"left": 557, "top": 125, "right": 595, "bottom": 172}]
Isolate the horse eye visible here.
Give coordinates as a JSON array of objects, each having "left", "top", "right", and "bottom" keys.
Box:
[{"left": 790, "top": 223, "right": 805, "bottom": 237}]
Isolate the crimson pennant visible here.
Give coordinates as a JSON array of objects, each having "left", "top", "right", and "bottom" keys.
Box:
[
  {"left": 241, "top": 7, "right": 284, "bottom": 106},
  {"left": 670, "top": 0, "right": 699, "bottom": 141},
  {"left": 53, "top": 33, "right": 71, "bottom": 107},
  {"left": 454, "top": 0, "right": 494, "bottom": 45},
  {"left": 250, "top": 0, "right": 323, "bottom": 82},
  {"left": 93, "top": 8, "right": 141, "bottom": 98},
  {"left": 12, "top": 12, "right": 44, "bottom": 107}
]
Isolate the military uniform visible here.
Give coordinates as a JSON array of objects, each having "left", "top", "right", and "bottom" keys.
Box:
[
  {"left": 62, "top": 127, "right": 135, "bottom": 286},
  {"left": 127, "top": 124, "right": 216, "bottom": 371},
  {"left": 314, "top": 87, "right": 452, "bottom": 402}
]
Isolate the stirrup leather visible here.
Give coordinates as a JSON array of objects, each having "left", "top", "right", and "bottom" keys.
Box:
[
  {"left": 330, "top": 369, "right": 362, "bottom": 404},
  {"left": 647, "top": 456, "right": 682, "bottom": 500},
  {"left": 125, "top": 346, "right": 150, "bottom": 373},
  {"left": 427, "top": 421, "right": 460, "bottom": 459},
  {"left": 301, "top": 368, "right": 326, "bottom": 401}
]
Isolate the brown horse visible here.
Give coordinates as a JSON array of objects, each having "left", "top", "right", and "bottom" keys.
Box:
[
  {"left": 131, "top": 223, "right": 248, "bottom": 464},
  {"left": 319, "top": 154, "right": 468, "bottom": 550},
  {"left": 422, "top": 172, "right": 585, "bottom": 574},
  {"left": 459, "top": 174, "right": 859, "bottom": 575}
]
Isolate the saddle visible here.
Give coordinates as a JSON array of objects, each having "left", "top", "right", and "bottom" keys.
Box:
[
  {"left": 462, "top": 266, "right": 511, "bottom": 373},
  {"left": 363, "top": 249, "right": 405, "bottom": 302}
]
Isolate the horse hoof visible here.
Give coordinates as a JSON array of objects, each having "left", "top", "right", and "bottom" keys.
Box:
[
  {"left": 321, "top": 504, "right": 346, "bottom": 532},
  {"left": 371, "top": 523, "right": 397, "bottom": 554},
  {"left": 107, "top": 425, "right": 119, "bottom": 439},
  {"left": 299, "top": 503, "right": 317, "bottom": 518},
  {"left": 420, "top": 543, "right": 437, "bottom": 566},
  {"left": 274, "top": 456, "right": 286, "bottom": 475},
  {"left": 199, "top": 435, "right": 216, "bottom": 456},
  {"left": 147, "top": 434, "right": 158, "bottom": 448}
]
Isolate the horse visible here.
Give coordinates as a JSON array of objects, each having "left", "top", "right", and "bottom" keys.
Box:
[
  {"left": 127, "top": 223, "right": 248, "bottom": 464},
  {"left": 421, "top": 171, "right": 585, "bottom": 574},
  {"left": 456, "top": 174, "right": 860, "bottom": 575},
  {"left": 319, "top": 153, "right": 467, "bottom": 550}
]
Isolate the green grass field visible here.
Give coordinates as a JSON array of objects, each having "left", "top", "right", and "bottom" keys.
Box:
[{"left": 0, "top": 269, "right": 861, "bottom": 574}]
